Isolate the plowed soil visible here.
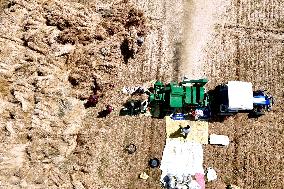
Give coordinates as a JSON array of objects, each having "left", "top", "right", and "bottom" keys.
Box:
[{"left": 0, "top": 0, "right": 283, "bottom": 189}]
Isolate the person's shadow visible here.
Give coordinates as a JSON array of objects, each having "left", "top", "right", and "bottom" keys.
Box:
[{"left": 169, "top": 127, "right": 185, "bottom": 139}]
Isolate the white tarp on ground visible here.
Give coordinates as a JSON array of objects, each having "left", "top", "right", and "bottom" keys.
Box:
[
  {"left": 160, "top": 139, "right": 204, "bottom": 181},
  {"left": 206, "top": 167, "right": 217, "bottom": 181},
  {"left": 228, "top": 81, "right": 253, "bottom": 110},
  {"left": 209, "top": 134, "right": 230, "bottom": 146}
]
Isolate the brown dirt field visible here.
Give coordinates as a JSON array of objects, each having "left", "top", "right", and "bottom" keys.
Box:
[
  {"left": 200, "top": 1, "right": 284, "bottom": 188},
  {"left": 0, "top": 0, "right": 283, "bottom": 189}
]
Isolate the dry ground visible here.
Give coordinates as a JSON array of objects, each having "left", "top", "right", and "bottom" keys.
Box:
[
  {"left": 200, "top": 1, "right": 284, "bottom": 188},
  {"left": 0, "top": 0, "right": 283, "bottom": 189}
]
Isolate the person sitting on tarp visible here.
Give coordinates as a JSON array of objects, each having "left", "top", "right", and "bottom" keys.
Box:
[{"left": 180, "top": 125, "right": 191, "bottom": 139}]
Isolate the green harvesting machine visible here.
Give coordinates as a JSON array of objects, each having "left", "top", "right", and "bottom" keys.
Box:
[{"left": 148, "top": 78, "right": 210, "bottom": 119}]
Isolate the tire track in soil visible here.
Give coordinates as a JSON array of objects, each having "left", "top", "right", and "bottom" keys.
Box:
[
  {"left": 265, "top": 41, "right": 271, "bottom": 92},
  {"left": 171, "top": 42, "right": 182, "bottom": 81},
  {"left": 271, "top": 47, "right": 278, "bottom": 96},
  {"left": 235, "top": 0, "right": 241, "bottom": 81},
  {"left": 148, "top": 32, "right": 155, "bottom": 79},
  {"left": 155, "top": 30, "right": 163, "bottom": 80},
  {"left": 262, "top": 40, "right": 269, "bottom": 90},
  {"left": 158, "top": 0, "right": 167, "bottom": 81},
  {"left": 269, "top": 43, "right": 277, "bottom": 94},
  {"left": 255, "top": 39, "right": 261, "bottom": 87},
  {"left": 233, "top": 0, "right": 243, "bottom": 182},
  {"left": 241, "top": 38, "right": 247, "bottom": 81},
  {"left": 277, "top": 50, "right": 284, "bottom": 97},
  {"left": 146, "top": 119, "right": 160, "bottom": 188},
  {"left": 227, "top": 36, "right": 235, "bottom": 82},
  {"left": 145, "top": 1, "right": 167, "bottom": 187}
]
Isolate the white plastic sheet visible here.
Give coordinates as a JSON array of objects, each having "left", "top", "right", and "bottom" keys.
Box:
[
  {"left": 209, "top": 134, "right": 230, "bottom": 146},
  {"left": 206, "top": 167, "right": 217, "bottom": 181},
  {"left": 160, "top": 139, "right": 204, "bottom": 181}
]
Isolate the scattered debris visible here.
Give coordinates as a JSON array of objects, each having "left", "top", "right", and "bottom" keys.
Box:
[
  {"left": 162, "top": 174, "right": 202, "bottom": 189},
  {"left": 68, "top": 75, "right": 80, "bottom": 86},
  {"left": 143, "top": 108, "right": 152, "bottom": 117},
  {"left": 5, "top": 121, "right": 15, "bottom": 136},
  {"left": 125, "top": 144, "right": 136, "bottom": 154},
  {"left": 97, "top": 105, "right": 114, "bottom": 118},
  {"left": 139, "top": 172, "right": 149, "bottom": 180},
  {"left": 149, "top": 158, "right": 160, "bottom": 168},
  {"left": 109, "top": 83, "right": 115, "bottom": 88},
  {"left": 84, "top": 95, "right": 99, "bottom": 108},
  {"left": 206, "top": 167, "right": 217, "bottom": 182},
  {"left": 120, "top": 100, "right": 147, "bottom": 116},
  {"left": 122, "top": 86, "right": 146, "bottom": 95},
  {"left": 192, "top": 109, "right": 205, "bottom": 120},
  {"left": 120, "top": 38, "right": 135, "bottom": 63},
  {"left": 186, "top": 180, "right": 203, "bottom": 189},
  {"left": 162, "top": 174, "right": 176, "bottom": 188},
  {"left": 100, "top": 47, "right": 110, "bottom": 56},
  {"left": 71, "top": 179, "right": 85, "bottom": 189},
  {"left": 54, "top": 44, "right": 75, "bottom": 56},
  {"left": 209, "top": 134, "right": 230, "bottom": 146},
  {"left": 92, "top": 78, "right": 102, "bottom": 94},
  {"left": 227, "top": 184, "right": 241, "bottom": 189},
  {"left": 140, "top": 100, "right": 148, "bottom": 112},
  {"left": 137, "top": 36, "right": 144, "bottom": 46},
  {"left": 106, "top": 105, "right": 114, "bottom": 113}
]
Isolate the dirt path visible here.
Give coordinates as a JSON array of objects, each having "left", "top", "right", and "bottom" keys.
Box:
[{"left": 182, "top": 0, "right": 233, "bottom": 79}]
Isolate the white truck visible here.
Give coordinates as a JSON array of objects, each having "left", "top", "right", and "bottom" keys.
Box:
[{"left": 210, "top": 81, "right": 273, "bottom": 117}]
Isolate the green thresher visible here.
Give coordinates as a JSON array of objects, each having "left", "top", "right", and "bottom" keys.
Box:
[{"left": 148, "top": 78, "right": 209, "bottom": 118}]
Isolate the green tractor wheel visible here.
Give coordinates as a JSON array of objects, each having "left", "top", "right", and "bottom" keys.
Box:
[{"left": 151, "top": 103, "right": 161, "bottom": 118}]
